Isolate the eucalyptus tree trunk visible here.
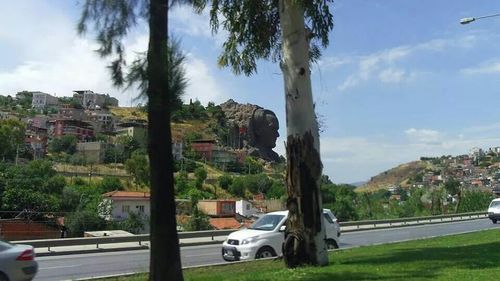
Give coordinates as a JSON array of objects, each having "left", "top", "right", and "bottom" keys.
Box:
[
  {"left": 148, "top": 0, "right": 183, "bottom": 280},
  {"left": 279, "top": 0, "right": 328, "bottom": 268}
]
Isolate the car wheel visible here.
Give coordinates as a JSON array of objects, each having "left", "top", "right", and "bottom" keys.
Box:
[
  {"left": 255, "top": 246, "right": 276, "bottom": 259},
  {"left": 326, "top": 239, "right": 339, "bottom": 250},
  {"left": 0, "top": 272, "right": 9, "bottom": 281},
  {"left": 492, "top": 219, "right": 497, "bottom": 224}
]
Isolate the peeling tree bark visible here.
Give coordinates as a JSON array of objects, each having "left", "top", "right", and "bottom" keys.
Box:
[{"left": 279, "top": 0, "right": 328, "bottom": 268}]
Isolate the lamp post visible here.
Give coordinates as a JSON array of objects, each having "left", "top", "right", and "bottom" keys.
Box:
[{"left": 460, "top": 13, "right": 500, "bottom": 24}]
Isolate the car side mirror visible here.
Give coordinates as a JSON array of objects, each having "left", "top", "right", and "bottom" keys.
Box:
[{"left": 279, "top": 225, "right": 286, "bottom": 232}]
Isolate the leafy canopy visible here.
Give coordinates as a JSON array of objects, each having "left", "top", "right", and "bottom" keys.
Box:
[{"left": 192, "top": 0, "right": 334, "bottom": 75}]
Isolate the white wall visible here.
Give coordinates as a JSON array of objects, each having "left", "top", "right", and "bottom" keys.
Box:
[{"left": 236, "top": 200, "right": 257, "bottom": 218}]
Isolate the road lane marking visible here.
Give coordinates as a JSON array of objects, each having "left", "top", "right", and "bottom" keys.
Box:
[{"left": 39, "top": 264, "right": 82, "bottom": 270}]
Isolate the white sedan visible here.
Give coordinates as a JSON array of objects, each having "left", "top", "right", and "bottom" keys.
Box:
[{"left": 0, "top": 240, "right": 38, "bottom": 281}]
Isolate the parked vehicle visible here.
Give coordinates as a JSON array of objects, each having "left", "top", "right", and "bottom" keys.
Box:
[
  {"left": 222, "top": 209, "right": 340, "bottom": 261},
  {"left": 487, "top": 198, "right": 500, "bottom": 224},
  {"left": 0, "top": 240, "right": 38, "bottom": 281}
]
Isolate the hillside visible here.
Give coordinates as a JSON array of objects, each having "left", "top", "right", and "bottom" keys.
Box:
[{"left": 357, "top": 160, "right": 434, "bottom": 192}]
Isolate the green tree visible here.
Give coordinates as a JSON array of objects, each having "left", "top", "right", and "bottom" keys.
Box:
[
  {"left": 194, "top": 167, "right": 207, "bottom": 188},
  {"left": 218, "top": 174, "right": 233, "bottom": 190},
  {"left": 125, "top": 152, "right": 150, "bottom": 187},
  {"left": 120, "top": 212, "right": 147, "bottom": 234},
  {"left": 457, "top": 190, "right": 493, "bottom": 213},
  {"left": 444, "top": 178, "right": 461, "bottom": 213},
  {"left": 192, "top": 0, "right": 334, "bottom": 267},
  {"left": 0, "top": 119, "right": 25, "bottom": 161},
  {"left": 98, "top": 177, "right": 124, "bottom": 193},
  {"left": 245, "top": 156, "right": 264, "bottom": 174},
  {"left": 48, "top": 135, "right": 78, "bottom": 154},
  {"left": 65, "top": 210, "right": 108, "bottom": 237},
  {"left": 78, "top": 1, "right": 184, "bottom": 278},
  {"left": 175, "top": 171, "right": 189, "bottom": 195}
]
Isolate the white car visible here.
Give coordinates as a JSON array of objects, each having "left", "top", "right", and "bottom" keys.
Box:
[
  {"left": 0, "top": 240, "right": 38, "bottom": 281},
  {"left": 488, "top": 198, "right": 500, "bottom": 224},
  {"left": 222, "top": 209, "right": 340, "bottom": 261}
]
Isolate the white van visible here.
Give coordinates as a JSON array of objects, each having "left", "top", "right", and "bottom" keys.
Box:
[
  {"left": 222, "top": 209, "right": 340, "bottom": 261},
  {"left": 487, "top": 198, "right": 500, "bottom": 224}
]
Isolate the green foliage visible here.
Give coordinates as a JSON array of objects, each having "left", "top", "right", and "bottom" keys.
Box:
[
  {"left": 194, "top": 167, "right": 207, "bottom": 188},
  {"left": 183, "top": 202, "right": 212, "bottom": 231},
  {"left": 193, "top": 0, "right": 334, "bottom": 75},
  {"left": 48, "top": 135, "right": 78, "bottom": 155},
  {"left": 58, "top": 96, "right": 83, "bottom": 109},
  {"left": 1, "top": 188, "right": 60, "bottom": 212},
  {"left": 15, "top": 91, "right": 33, "bottom": 109},
  {"left": 172, "top": 100, "right": 208, "bottom": 122},
  {"left": 321, "top": 183, "right": 358, "bottom": 221},
  {"left": 125, "top": 151, "right": 150, "bottom": 187},
  {"left": 457, "top": 191, "right": 493, "bottom": 213},
  {"left": 65, "top": 210, "right": 108, "bottom": 237},
  {"left": 444, "top": 178, "right": 461, "bottom": 195},
  {"left": 218, "top": 174, "right": 233, "bottom": 190},
  {"left": 119, "top": 212, "right": 147, "bottom": 234},
  {"left": 116, "top": 136, "right": 140, "bottom": 160},
  {"left": 98, "top": 177, "right": 124, "bottom": 193},
  {"left": 0, "top": 160, "right": 65, "bottom": 212},
  {"left": 267, "top": 180, "right": 286, "bottom": 199},
  {"left": 0, "top": 119, "right": 25, "bottom": 160},
  {"left": 175, "top": 171, "right": 189, "bottom": 194},
  {"left": 245, "top": 156, "right": 263, "bottom": 174},
  {"left": 104, "top": 145, "right": 126, "bottom": 164},
  {"left": 183, "top": 131, "right": 203, "bottom": 144},
  {"left": 127, "top": 39, "right": 186, "bottom": 114},
  {"left": 229, "top": 177, "right": 246, "bottom": 198}
]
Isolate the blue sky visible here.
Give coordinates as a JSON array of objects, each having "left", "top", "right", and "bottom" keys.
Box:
[{"left": 2, "top": 1, "right": 500, "bottom": 183}]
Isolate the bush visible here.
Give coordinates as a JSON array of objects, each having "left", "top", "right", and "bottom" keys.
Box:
[{"left": 98, "top": 177, "right": 124, "bottom": 193}]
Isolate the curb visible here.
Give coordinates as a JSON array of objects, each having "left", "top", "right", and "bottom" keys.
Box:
[{"left": 36, "top": 245, "right": 149, "bottom": 257}]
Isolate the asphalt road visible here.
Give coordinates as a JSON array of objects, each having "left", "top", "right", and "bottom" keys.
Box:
[{"left": 35, "top": 218, "right": 499, "bottom": 281}]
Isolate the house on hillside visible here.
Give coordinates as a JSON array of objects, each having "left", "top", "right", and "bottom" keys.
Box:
[
  {"left": 115, "top": 121, "right": 148, "bottom": 148},
  {"left": 197, "top": 200, "right": 236, "bottom": 217},
  {"left": 76, "top": 141, "right": 108, "bottom": 163},
  {"left": 191, "top": 140, "right": 216, "bottom": 161},
  {"left": 31, "top": 91, "right": 59, "bottom": 109},
  {"left": 235, "top": 199, "right": 258, "bottom": 218},
  {"left": 48, "top": 119, "right": 94, "bottom": 141},
  {"left": 101, "top": 191, "right": 151, "bottom": 233}
]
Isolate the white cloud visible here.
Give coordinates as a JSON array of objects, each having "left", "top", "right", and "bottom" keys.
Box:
[
  {"left": 334, "top": 35, "right": 478, "bottom": 91},
  {"left": 379, "top": 68, "right": 406, "bottom": 83},
  {"left": 405, "top": 128, "right": 442, "bottom": 144},
  {"left": 169, "top": 5, "right": 228, "bottom": 46},
  {"left": 461, "top": 59, "right": 500, "bottom": 75},
  {"left": 184, "top": 54, "right": 228, "bottom": 105}
]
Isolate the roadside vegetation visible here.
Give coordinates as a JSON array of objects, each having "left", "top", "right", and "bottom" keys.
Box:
[{"left": 93, "top": 229, "right": 500, "bottom": 281}]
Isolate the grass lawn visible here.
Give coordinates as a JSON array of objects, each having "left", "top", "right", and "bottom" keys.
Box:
[{"left": 98, "top": 228, "right": 500, "bottom": 281}]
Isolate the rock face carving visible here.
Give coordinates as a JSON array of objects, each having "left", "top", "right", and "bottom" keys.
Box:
[{"left": 219, "top": 99, "right": 280, "bottom": 162}]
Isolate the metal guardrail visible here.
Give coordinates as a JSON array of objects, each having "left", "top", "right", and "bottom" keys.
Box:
[
  {"left": 339, "top": 211, "right": 487, "bottom": 229},
  {"left": 13, "top": 211, "right": 487, "bottom": 252}
]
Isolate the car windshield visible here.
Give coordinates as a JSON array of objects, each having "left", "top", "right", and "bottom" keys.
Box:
[
  {"left": 490, "top": 201, "right": 500, "bottom": 208},
  {"left": 248, "top": 214, "right": 285, "bottom": 231}
]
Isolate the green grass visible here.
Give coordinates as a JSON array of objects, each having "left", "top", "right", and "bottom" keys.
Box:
[{"left": 99, "top": 229, "right": 500, "bottom": 281}]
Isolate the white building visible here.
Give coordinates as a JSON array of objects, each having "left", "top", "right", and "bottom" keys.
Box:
[
  {"left": 101, "top": 191, "right": 151, "bottom": 233},
  {"left": 32, "top": 92, "right": 59, "bottom": 108},
  {"left": 235, "top": 199, "right": 258, "bottom": 218}
]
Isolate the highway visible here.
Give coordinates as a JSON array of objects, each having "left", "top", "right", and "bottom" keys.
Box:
[{"left": 35, "top": 218, "right": 499, "bottom": 281}]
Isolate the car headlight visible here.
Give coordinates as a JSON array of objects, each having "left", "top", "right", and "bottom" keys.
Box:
[{"left": 241, "top": 236, "right": 259, "bottom": 245}]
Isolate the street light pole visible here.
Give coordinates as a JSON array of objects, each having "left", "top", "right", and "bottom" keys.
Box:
[{"left": 460, "top": 12, "right": 500, "bottom": 24}]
